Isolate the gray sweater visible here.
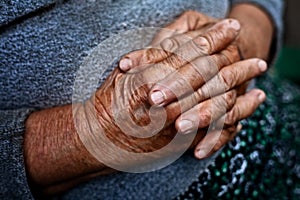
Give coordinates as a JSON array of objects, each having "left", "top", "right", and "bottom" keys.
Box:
[{"left": 0, "top": 0, "right": 283, "bottom": 199}]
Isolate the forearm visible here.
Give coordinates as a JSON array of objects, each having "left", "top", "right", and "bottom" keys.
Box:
[
  {"left": 24, "top": 104, "right": 110, "bottom": 192},
  {"left": 229, "top": 3, "right": 274, "bottom": 60}
]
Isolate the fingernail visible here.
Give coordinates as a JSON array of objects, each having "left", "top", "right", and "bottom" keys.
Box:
[
  {"left": 258, "top": 60, "right": 267, "bottom": 72},
  {"left": 150, "top": 91, "right": 165, "bottom": 105},
  {"left": 178, "top": 119, "right": 194, "bottom": 134},
  {"left": 230, "top": 19, "right": 240, "bottom": 30},
  {"left": 197, "top": 149, "right": 207, "bottom": 159},
  {"left": 258, "top": 92, "right": 266, "bottom": 102},
  {"left": 119, "top": 58, "right": 132, "bottom": 71}
]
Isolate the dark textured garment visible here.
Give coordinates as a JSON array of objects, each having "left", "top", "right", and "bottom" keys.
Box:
[{"left": 0, "top": 0, "right": 285, "bottom": 199}]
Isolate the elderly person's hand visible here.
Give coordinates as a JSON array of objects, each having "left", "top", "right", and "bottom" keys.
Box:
[
  {"left": 24, "top": 17, "right": 265, "bottom": 195},
  {"left": 120, "top": 4, "right": 273, "bottom": 69},
  {"left": 24, "top": 16, "right": 250, "bottom": 193},
  {"left": 118, "top": 4, "right": 273, "bottom": 159}
]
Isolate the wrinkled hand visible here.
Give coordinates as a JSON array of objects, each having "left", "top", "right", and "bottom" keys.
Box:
[
  {"left": 24, "top": 8, "right": 272, "bottom": 195},
  {"left": 118, "top": 10, "right": 268, "bottom": 159},
  {"left": 82, "top": 19, "right": 254, "bottom": 165}
]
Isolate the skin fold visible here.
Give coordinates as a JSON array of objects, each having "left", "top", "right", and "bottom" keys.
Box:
[{"left": 24, "top": 3, "right": 272, "bottom": 195}]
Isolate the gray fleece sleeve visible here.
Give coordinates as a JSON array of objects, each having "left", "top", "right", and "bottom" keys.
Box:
[
  {"left": 0, "top": 109, "right": 34, "bottom": 199},
  {"left": 0, "top": 0, "right": 57, "bottom": 26},
  {"left": 231, "top": 0, "right": 284, "bottom": 64}
]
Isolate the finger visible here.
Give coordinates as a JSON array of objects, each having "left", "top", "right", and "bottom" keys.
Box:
[
  {"left": 212, "top": 88, "right": 266, "bottom": 130},
  {"left": 172, "top": 18, "right": 240, "bottom": 63},
  {"left": 151, "top": 10, "right": 215, "bottom": 45},
  {"left": 119, "top": 48, "right": 168, "bottom": 72},
  {"left": 223, "top": 89, "right": 266, "bottom": 126},
  {"left": 149, "top": 45, "right": 240, "bottom": 106},
  {"left": 184, "top": 89, "right": 265, "bottom": 159},
  {"left": 195, "top": 89, "right": 266, "bottom": 159},
  {"left": 119, "top": 29, "right": 205, "bottom": 72},
  {"left": 119, "top": 50, "right": 143, "bottom": 71},
  {"left": 119, "top": 33, "right": 194, "bottom": 72},
  {"left": 197, "top": 59, "right": 267, "bottom": 101},
  {"left": 175, "top": 88, "right": 265, "bottom": 134},
  {"left": 194, "top": 125, "right": 238, "bottom": 159},
  {"left": 119, "top": 11, "right": 212, "bottom": 72},
  {"left": 174, "top": 90, "right": 237, "bottom": 134},
  {"left": 194, "top": 122, "right": 242, "bottom": 160},
  {"left": 151, "top": 19, "right": 240, "bottom": 74},
  {"left": 148, "top": 20, "right": 241, "bottom": 106},
  {"left": 194, "top": 89, "right": 264, "bottom": 159},
  {"left": 159, "top": 30, "right": 199, "bottom": 53},
  {"left": 120, "top": 18, "right": 240, "bottom": 72}
]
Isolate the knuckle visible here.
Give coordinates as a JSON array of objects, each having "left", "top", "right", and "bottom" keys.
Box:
[
  {"left": 192, "top": 36, "right": 211, "bottom": 55},
  {"left": 225, "top": 90, "right": 237, "bottom": 109},
  {"left": 145, "top": 48, "right": 157, "bottom": 62},
  {"left": 161, "top": 38, "right": 179, "bottom": 52},
  {"left": 212, "top": 94, "right": 226, "bottom": 111},
  {"left": 173, "top": 76, "right": 188, "bottom": 90},
  {"left": 220, "top": 68, "right": 236, "bottom": 90},
  {"left": 163, "top": 54, "right": 184, "bottom": 70},
  {"left": 199, "top": 109, "right": 212, "bottom": 126},
  {"left": 225, "top": 108, "right": 238, "bottom": 125},
  {"left": 145, "top": 48, "right": 167, "bottom": 63},
  {"left": 201, "top": 56, "right": 219, "bottom": 78},
  {"left": 211, "top": 53, "right": 229, "bottom": 70},
  {"left": 189, "top": 62, "right": 205, "bottom": 82},
  {"left": 195, "top": 87, "right": 204, "bottom": 101},
  {"left": 211, "top": 45, "right": 239, "bottom": 70},
  {"left": 210, "top": 29, "right": 226, "bottom": 45},
  {"left": 204, "top": 20, "right": 237, "bottom": 52}
]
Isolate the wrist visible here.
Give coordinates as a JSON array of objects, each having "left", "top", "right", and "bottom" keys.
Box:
[
  {"left": 229, "top": 3, "right": 274, "bottom": 60},
  {"left": 24, "top": 104, "right": 106, "bottom": 188}
]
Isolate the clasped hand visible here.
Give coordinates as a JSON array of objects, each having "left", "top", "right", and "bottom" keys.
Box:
[
  {"left": 117, "top": 11, "right": 267, "bottom": 159},
  {"left": 84, "top": 12, "right": 267, "bottom": 164}
]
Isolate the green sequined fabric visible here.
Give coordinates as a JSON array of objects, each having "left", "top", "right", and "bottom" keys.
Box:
[{"left": 177, "top": 74, "right": 300, "bottom": 199}]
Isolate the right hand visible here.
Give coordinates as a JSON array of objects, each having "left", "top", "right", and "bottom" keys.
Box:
[
  {"left": 24, "top": 18, "right": 265, "bottom": 194},
  {"left": 117, "top": 10, "right": 269, "bottom": 159},
  {"left": 82, "top": 19, "right": 265, "bottom": 165}
]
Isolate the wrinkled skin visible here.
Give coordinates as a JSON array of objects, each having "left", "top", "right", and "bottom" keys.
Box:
[
  {"left": 119, "top": 6, "right": 273, "bottom": 158},
  {"left": 24, "top": 4, "right": 272, "bottom": 195},
  {"left": 26, "top": 19, "right": 252, "bottom": 193},
  {"left": 86, "top": 19, "right": 242, "bottom": 154},
  {"left": 79, "top": 18, "right": 267, "bottom": 172}
]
